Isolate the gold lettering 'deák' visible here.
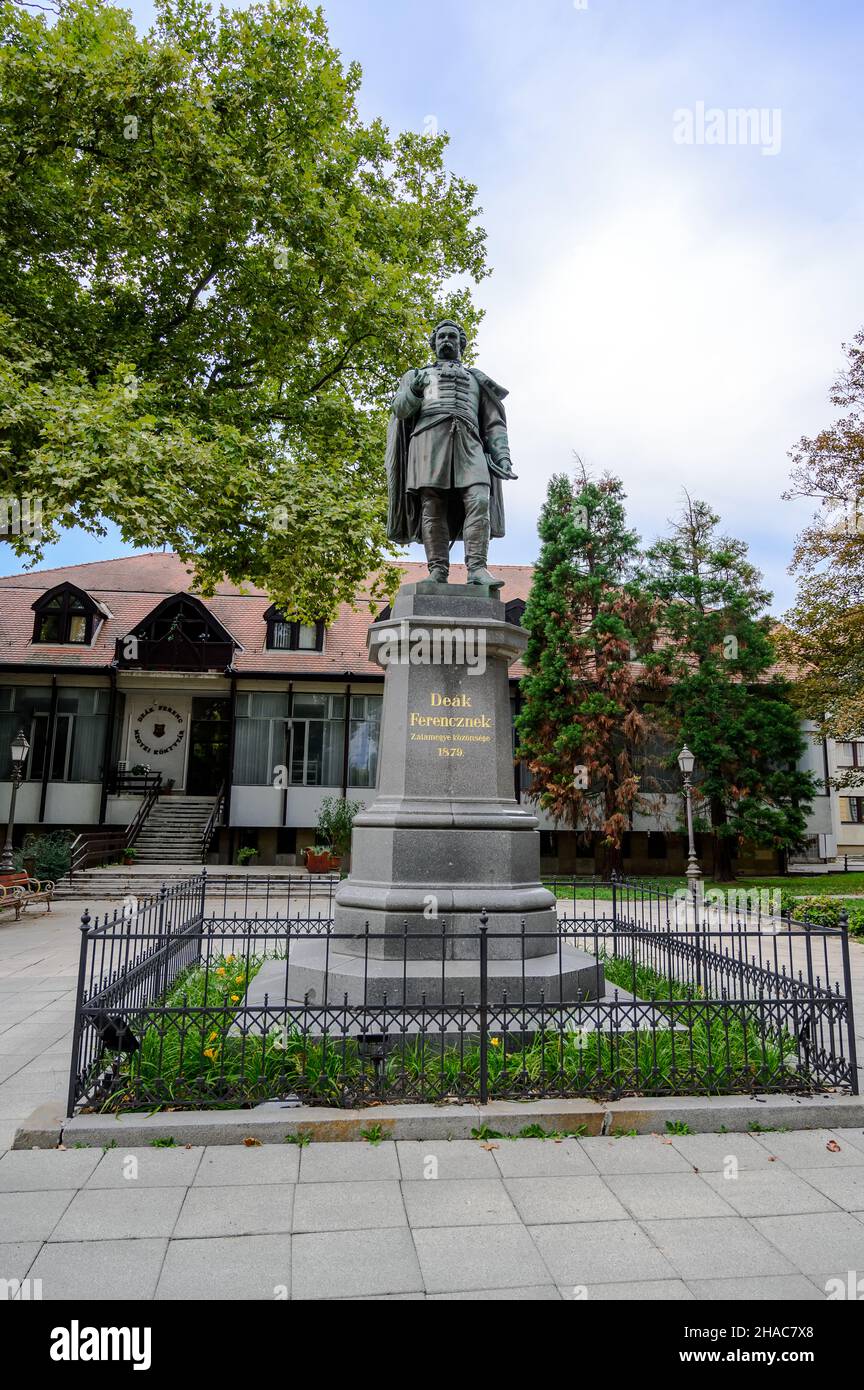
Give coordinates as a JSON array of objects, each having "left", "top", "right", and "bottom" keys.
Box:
[{"left": 409, "top": 691, "right": 492, "bottom": 733}]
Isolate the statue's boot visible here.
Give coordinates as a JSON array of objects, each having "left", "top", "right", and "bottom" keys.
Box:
[
  {"left": 466, "top": 565, "right": 504, "bottom": 589},
  {"left": 420, "top": 489, "right": 450, "bottom": 582},
  {"left": 463, "top": 484, "right": 504, "bottom": 589}
]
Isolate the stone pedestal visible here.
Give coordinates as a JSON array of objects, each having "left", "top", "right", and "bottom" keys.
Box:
[{"left": 325, "top": 581, "right": 602, "bottom": 1004}]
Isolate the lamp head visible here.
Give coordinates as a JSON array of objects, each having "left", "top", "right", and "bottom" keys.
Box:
[
  {"left": 677, "top": 744, "right": 696, "bottom": 778},
  {"left": 10, "top": 728, "right": 29, "bottom": 768}
]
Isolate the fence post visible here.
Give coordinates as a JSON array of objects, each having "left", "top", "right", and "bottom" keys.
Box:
[
  {"left": 197, "top": 868, "right": 207, "bottom": 968},
  {"left": 839, "top": 908, "right": 860, "bottom": 1094},
  {"left": 611, "top": 874, "right": 618, "bottom": 958},
  {"left": 478, "top": 912, "right": 489, "bottom": 1106},
  {"left": 65, "top": 910, "right": 92, "bottom": 1118},
  {"left": 691, "top": 879, "right": 702, "bottom": 993},
  {"left": 156, "top": 884, "right": 169, "bottom": 998}
]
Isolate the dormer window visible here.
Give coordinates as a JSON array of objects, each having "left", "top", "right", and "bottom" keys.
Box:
[
  {"left": 264, "top": 606, "right": 324, "bottom": 652},
  {"left": 504, "top": 598, "right": 526, "bottom": 627},
  {"left": 32, "top": 584, "right": 103, "bottom": 645},
  {"left": 115, "top": 593, "right": 237, "bottom": 671}
]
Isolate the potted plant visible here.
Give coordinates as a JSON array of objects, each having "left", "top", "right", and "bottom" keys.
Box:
[
  {"left": 302, "top": 843, "right": 337, "bottom": 874},
  {"left": 236, "top": 846, "right": 258, "bottom": 866},
  {"left": 304, "top": 796, "right": 363, "bottom": 872},
  {"left": 121, "top": 846, "right": 139, "bottom": 865}
]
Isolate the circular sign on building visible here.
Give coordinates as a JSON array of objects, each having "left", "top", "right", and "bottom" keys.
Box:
[{"left": 133, "top": 703, "right": 186, "bottom": 756}]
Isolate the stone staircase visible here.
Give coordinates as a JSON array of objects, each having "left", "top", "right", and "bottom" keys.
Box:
[
  {"left": 131, "top": 795, "right": 217, "bottom": 864},
  {"left": 54, "top": 864, "right": 327, "bottom": 902}
]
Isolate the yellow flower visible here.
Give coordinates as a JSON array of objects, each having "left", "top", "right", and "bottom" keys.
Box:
[
  {"left": 231, "top": 994, "right": 240, "bottom": 1003},
  {"left": 226, "top": 954, "right": 235, "bottom": 963},
  {"left": 490, "top": 1037, "right": 500, "bottom": 1047},
  {"left": 203, "top": 1047, "right": 218, "bottom": 1060},
  {"left": 234, "top": 974, "right": 244, "bottom": 984},
  {"left": 215, "top": 967, "right": 225, "bottom": 977},
  {"left": 208, "top": 1031, "right": 218, "bottom": 1042}
]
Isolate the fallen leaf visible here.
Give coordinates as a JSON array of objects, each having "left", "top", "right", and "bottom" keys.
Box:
[
  {"left": 768, "top": 1155, "right": 777, "bottom": 1162},
  {"left": 243, "top": 1136, "right": 262, "bottom": 1147},
  {"left": 480, "top": 1142, "right": 499, "bottom": 1151},
  {"left": 826, "top": 1139, "right": 842, "bottom": 1153}
]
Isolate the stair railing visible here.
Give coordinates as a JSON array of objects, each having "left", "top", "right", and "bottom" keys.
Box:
[
  {"left": 67, "top": 776, "right": 162, "bottom": 880},
  {"left": 201, "top": 783, "right": 225, "bottom": 864}
]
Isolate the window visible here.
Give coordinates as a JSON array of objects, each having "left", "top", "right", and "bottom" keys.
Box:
[
  {"left": 288, "top": 693, "right": 344, "bottom": 786},
  {"left": 234, "top": 691, "right": 290, "bottom": 785},
  {"left": 0, "top": 686, "right": 109, "bottom": 782},
  {"left": 843, "top": 797, "right": 864, "bottom": 825},
  {"left": 31, "top": 585, "right": 101, "bottom": 645},
  {"left": 233, "top": 691, "right": 345, "bottom": 786},
  {"left": 836, "top": 741, "right": 864, "bottom": 768},
  {"left": 348, "top": 695, "right": 382, "bottom": 788},
  {"left": 504, "top": 598, "right": 526, "bottom": 626},
  {"left": 264, "top": 606, "right": 325, "bottom": 652}
]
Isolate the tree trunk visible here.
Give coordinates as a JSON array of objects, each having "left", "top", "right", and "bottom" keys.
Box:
[{"left": 710, "top": 797, "right": 734, "bottom": 881}]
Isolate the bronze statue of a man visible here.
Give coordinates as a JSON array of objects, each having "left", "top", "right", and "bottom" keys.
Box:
[{"left": 385, "top": 319, "right": 517, "bottom": 586}]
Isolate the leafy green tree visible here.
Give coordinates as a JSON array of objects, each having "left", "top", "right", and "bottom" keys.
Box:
[
  {"left": 780, "top": 327, "right": 864, "bottom": 777},
  {"left": 0, "top": 0, "right": 488, "bottom": 618},
  {"left": 515, "top": 465, "right": 657, "bottom": 873},
  {"left": 642, "top": 495, "right": 814, "bottom": 880}
]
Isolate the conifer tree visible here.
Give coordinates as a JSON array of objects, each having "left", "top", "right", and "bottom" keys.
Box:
[
  {"left": 642, "top": 495, "right": 814, "bottom": 880},
  {"left": 516, "top": 464, "right": 656, "bottom": 873}
]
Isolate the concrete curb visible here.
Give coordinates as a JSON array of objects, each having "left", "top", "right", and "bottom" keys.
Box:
[{"left": 12, "top": 1092, "right": 864, "bottom": 1149}]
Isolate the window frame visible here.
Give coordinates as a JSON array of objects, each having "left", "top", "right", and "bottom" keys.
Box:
[
  {"left": 263, "top": 606, "right": 325, "bottom": 652},
  {"left": 31, "top": 584, "right": 100, "bottom": 647}
]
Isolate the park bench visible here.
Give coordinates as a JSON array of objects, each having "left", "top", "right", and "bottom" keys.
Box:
[{"left": 0, "top": 871, "right": 55, "bottom": 921}]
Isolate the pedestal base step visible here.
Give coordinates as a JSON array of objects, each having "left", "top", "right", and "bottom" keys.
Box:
[{"left": 245, "top": 940, "right": 604, "bottom": 1008}]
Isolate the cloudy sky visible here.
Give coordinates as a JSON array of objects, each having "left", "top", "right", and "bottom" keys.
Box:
[{"left": 27, "top": 0, "right": 864, "bottom": 612}]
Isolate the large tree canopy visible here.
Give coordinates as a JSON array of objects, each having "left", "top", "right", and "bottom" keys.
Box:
[
  {"left": 0, "top": 0, "right": 488, "bottom": 617},
  {"left": 780, "top": 328, "right": 864, "bottom": 768}
]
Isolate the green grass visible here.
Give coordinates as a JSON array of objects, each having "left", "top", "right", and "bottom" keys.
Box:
[
  {"left": 85, "top": 946, "right": 808, "bottom": 1114},
  {"left": 548, "top": 872, "right": 864, "bottom": 902}
]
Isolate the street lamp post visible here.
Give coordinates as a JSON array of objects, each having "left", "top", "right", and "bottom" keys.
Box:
[
  {"left": 0, "top": 728, "right": 31, "bottom": 874},
  {"left": 677, "top": 743, "right": 702, "bottom": 886}
]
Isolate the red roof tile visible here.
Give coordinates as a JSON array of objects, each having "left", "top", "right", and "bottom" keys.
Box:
[{"left": 0, "top": 553, "right": 534, "bottom": 677}]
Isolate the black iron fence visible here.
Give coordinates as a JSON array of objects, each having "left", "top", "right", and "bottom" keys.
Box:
[{"left": 67, "top": 873, "right": 859, "bottom": 1115}]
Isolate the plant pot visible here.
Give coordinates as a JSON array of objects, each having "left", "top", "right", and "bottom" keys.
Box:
[{"left": 304, "top": 849, "right": 336, "bottom": 874}]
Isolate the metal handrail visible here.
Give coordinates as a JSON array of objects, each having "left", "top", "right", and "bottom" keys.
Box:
[
  {"left": 201, "top": 782, "right": 225, "bottom": 863},
  {"left": 68, "top": 780, "right": 162, "bottom": 879}
]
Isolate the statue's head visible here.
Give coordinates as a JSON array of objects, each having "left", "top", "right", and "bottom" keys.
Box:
[{"left": 430, "top": 319, "right": 467, "bottom": 361}]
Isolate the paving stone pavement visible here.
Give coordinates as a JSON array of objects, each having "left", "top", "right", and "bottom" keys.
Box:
[{"left": 0, "top": 1130, "right": 862, "bottom": 1300}]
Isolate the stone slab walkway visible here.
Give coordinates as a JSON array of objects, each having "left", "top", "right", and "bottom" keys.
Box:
[{"left": 2, "top": 1129, "right": 864, "bottom": 1299}]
